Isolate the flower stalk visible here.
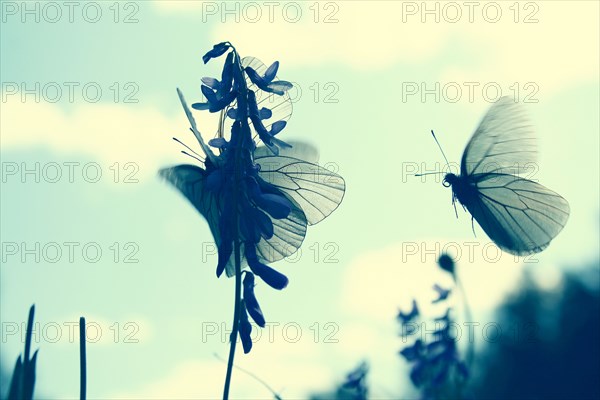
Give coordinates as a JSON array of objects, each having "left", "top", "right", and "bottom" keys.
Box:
[
  {"left": 222, "top": 238, "right": 242, "bottom": 400},
  {"left": 160, "top": 40, "right": 344, "bottom": 399}
]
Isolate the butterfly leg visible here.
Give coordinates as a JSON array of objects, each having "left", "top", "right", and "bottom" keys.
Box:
[
  {"left": 452, "top": 193, "right": 458, "bottom": 219},
  {"left": 471, "top": 216, "right": 477, "bottom": 238}
]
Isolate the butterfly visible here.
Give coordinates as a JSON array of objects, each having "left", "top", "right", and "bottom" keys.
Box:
[
  {"left": 160, "top": 58, "right": 345, "bottom": 274},
  {"left": 423, "top": 97, "right": 570, "bottom": 256}
]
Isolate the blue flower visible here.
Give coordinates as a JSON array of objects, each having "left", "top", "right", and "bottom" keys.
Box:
[
  {"left": 245, "top": 244, "right": 288, "bottom": 290},
  {"left": 399, "top": 285, "right": 469, "bottom": 397},
  {"left": 432, "top": 284, "right": 451, "bottom": 303},
  {"left": 245, "top": 61, "right": 293, "bottom": 95},
  {"left": 202, "top": 42, "right": 230, "bottom": 64},
  {"left": 438, "top": 254, "right": 455, "bottom": 276},
  {"left": 340, "top": 362, "right": 369, "bottom": 399},
  {"left": 398, "top": 299, "right": 420, "bottom": 324},
  {"left": 239, "top": 300, "right": 253, "bottom": 354},
  {"left": 243, "top": 272, "right": 265, "bottom": 327},
  {"left": 193, "top": 51, "right": 236, "bottom": 113},
  {"left": 400, "top": 339, "right": 424, "bottom": 362},
  {"left": 161, "top": 43, "right": 345, "bottom": 355},
  {"left": 191, "top": 83, "right": 237, "bottom": 113}
]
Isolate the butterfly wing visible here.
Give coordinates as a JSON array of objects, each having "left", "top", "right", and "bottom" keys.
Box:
[
  {"left": 160, "top": 163, "right": 309, "bottom": 274},
  {"left": 255, "top": 142, "right": 346, "bottom": 225},
  {"left": 254, "top": 197, "right": 308, "bottom": 264},
  {"left": 461, "top": 96, "right": 536, "bottom": 177},
  {"left": 463, "top": 173, "right": 570, "bottom": 255},
  {"left": 159, "top": 165, "right": 223, "bottom": 248}
]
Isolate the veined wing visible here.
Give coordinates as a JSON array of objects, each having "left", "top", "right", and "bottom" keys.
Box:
[
  {"left": 465, "top": 173, "right": 570, "bottom": 256},
  {"left": 462, "top": 97, "right": 536, "bottom": 177},
  {"left": 159, "top": 165, "right": 223, "bottom": 248},
  {"left": 160, "top": 164, "right": 308, "bottom": 273},
  {"left": 255, "top": 196, "right": 308, "bottom": 264},
  {"left": 255, "top": 142, "right": 345, "bottom": 225}
]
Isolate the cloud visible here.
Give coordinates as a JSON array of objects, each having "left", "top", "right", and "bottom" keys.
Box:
[
  {"left": 196, "top": 2, "right": 598, "bottom": 94},
  {"left": 340, "top": 238, "right": 526, "bottom": 320},
  {"left": 152, "top": 0, "right": 207, "bottom": 13},
  {"left": 0, "top": 93, "right": 221, "bottom": 180},
  {"left": 110, "top": 344, "right": 336, "bottom": 399},
  {"left": 43, "top": 313, "right": 153, "bottom": 347}
]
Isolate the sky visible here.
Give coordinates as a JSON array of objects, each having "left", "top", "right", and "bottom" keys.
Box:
[{"left": 1, "top": 1, "right": 599, "bottom": 398}]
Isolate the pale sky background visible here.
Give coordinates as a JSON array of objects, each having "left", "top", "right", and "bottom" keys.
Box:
[{"left": 1, "top": 1, "right": 599, "bottom": 399}]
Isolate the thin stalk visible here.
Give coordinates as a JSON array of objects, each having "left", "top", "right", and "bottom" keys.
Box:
[
  {"left": 222, "top": 241, "right": 242, "bottom": 400},
  {"left": 222, "top": 44, "right": 251, "bottom": 400},
  {"left": 223, "top": 47, "right": 245, "bottom": 400},
  {"left": 79, "top": 317, "right": 87, "bottom": 400}
]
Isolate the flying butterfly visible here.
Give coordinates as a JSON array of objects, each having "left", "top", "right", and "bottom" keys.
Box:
[
  {"left": 160, "top": 58, "right": 345, "bottom": 273},
  {"left": 420, "top": 97, "right": 570, "bottom": 256}
]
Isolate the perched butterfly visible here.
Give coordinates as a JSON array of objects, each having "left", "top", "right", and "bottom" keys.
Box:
[
  {"left": 160, "top": 58, "right": 345, "bottom": 274},
  {"left": 422, "top": 97, "right": 570, "bottom": 256}
]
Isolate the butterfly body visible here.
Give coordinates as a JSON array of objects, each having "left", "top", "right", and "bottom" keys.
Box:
[
  {"left": 434, "top": 97, "right": 570, "bottom": 256},
  {"left": 443, "top": 172, "right": 476, "bottom": 206}
]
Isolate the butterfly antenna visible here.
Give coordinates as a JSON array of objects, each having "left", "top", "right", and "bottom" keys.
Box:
[
  {"left": 414, "top": 131, "right": 453, "bottom": 177},
  {"left": 181, "top": 151, "right": 204, "bottom": 163},
  {"left": 173, "top": 137, "right": 204, "bottom": 160},
  {"left": 415, "top": 172, "right": 447, "bottom": 177},
  {"left": 431, "top": 130, "right": 451, "bottom": 172}
]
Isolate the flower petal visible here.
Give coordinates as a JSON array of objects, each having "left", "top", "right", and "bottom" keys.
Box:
[
  {"left": 202, "top": 42, "right": 230, "bottom": 64},
  {"left": 259, "top": 107, "right": 272, "bottom": 120},
  {"left": 239, "top": 301, "right": 253, "bottom": 353},
  {"left": 397, "top": 300, "right": 419, "bottom": 324},
  {"left": 191, "top": 102, "right": 210, "bottom": 111},
  {"left": 266, "top": 81, "right": 293, "bottom": 95},
  {"left": 201, "top": 85, "right": 217, "bottom": 103},
  {"left": 201, "top": 77, "right": 220, "bottom": 90},
  {"left": 245, "top": 245, "right": 288, "bottom": 289},
  {"left": 270, "top": 120, "right": 287, "bottom": 136},
  {"left": 208, "top": 137, "right": 228, "bottom": 149},
  {"left": 264, "top": 61, "right": 279, "bottom": 83},
  {"left": 437, "top": 253, "right": 455, "bottom": 276},
  {"left": 220, "top": 52, "right": 234, "bottom": 94},
  {"left": 432, "top": 284, "right": 451, "bottom": 304},
  {"left": 244, "top": 66, "right": 266, "bottom": 88},
  {"left": 226, "top": 108, "right": 237, "bottom": 119},
  {"left": 243, "top": 272, "right": 266, "bottom": 327}
]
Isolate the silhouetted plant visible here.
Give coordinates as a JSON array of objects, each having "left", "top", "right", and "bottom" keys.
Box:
[
  {"left": 160, "top": 42, "right": 345, "bottom": 399},
  {"left": 398, "top": 255, "right": 469, "bottom": 400},
  {"left": 5, "top": 306, "right": 88, "bottom": 400},
  {"left": 79, "top": 317, "right": 86, "bottom": 400},
  {"left": 7, "top": 305, "right": 37, "bottom": 400}
]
